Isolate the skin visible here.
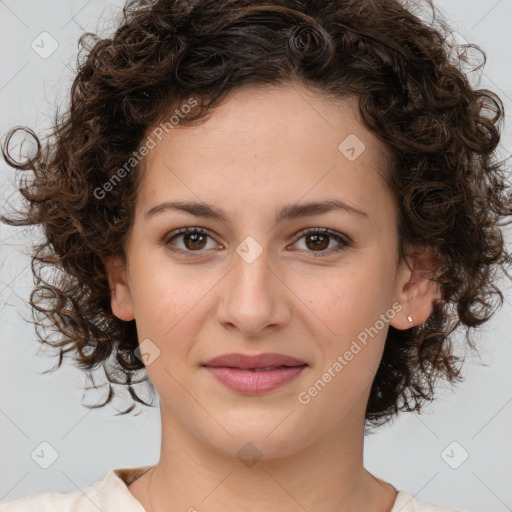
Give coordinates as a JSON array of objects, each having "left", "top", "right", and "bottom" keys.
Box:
[{"left": 106, "top": 82, "right": 439, "bottom": 512}]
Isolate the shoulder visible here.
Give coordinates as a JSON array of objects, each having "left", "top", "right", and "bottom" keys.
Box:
[
  {"left": 0, "top": 466, "right": 152, "bottom": 512},
  {"left": 391, "top": 490, "right": 468, "bottom": 512},
  {"left": 0, "top": 482, "right": 102, "bottom": 512}
]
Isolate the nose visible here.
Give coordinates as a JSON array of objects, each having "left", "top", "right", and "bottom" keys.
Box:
[{"left": 216, "top": 246, "right": 292, "bottom": 338}]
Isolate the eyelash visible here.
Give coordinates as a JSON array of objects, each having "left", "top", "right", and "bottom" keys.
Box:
[{"left": 163, "top": 227, "right": 351, "bottom": 257}]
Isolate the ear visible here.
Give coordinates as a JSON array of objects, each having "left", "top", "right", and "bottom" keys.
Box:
[
  {"left": 104, "top": 255, "right": 135, "bottom": 321},
  {"left": 390, "top": 244, "right": 442, "bottom": 330}
]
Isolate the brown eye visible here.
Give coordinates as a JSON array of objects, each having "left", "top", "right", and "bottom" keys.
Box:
[
  {"left": 305, "top": 232, "right": 330, "bottom": 251},
  {"left": 182, "top": 231, "right": 207, "bottom": 250},
  {"left": 293, "top": 228, "right": 350, "bottom": 256},
  {"left": 164, "top": 227, "right": 218, "bottom": 253}
]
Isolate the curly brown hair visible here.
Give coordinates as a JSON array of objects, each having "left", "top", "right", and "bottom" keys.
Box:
[{"left": 2, "top": 0, "right": 511, "bottom": 426}]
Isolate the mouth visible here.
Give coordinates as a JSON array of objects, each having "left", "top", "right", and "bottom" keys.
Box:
[
  {"left": 201, "top": 353, "right": 308, "bottom": 394},
  {"left": 202, "top": 352, "right": 308, "bottom": 370}
]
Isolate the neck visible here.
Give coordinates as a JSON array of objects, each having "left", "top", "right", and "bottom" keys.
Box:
[{"left": 131, "top": 406, "right": 397, "bottom": 512}]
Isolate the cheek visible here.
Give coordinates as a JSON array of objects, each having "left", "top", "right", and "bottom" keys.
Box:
[
  {"left": 128, "top": 259, "right": 220, "bottom": 353},
  {"left": 298, "top": 260, "right": 396, "bottom": 388},
  {"left": 301, "top": 262, "right": 396, "bottom": 336},
  {"left": 302, "top": 278, "right": 393, "bottom": 413}
]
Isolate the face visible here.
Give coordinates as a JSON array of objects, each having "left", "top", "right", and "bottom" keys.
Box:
[{"left": 107, "top": 83, "right": 435, "bottom": 461}]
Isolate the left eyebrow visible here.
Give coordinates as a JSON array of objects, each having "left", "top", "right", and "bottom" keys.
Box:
[
  {"left": 144, "top": 199, "right": 368, "bottom": 224},
  {"left": 275, "top": 199, "right": 368, "bottom": 223}
]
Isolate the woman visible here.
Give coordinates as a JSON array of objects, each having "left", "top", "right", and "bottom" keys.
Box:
[{"left": 1, "top": 0, "right": 510, "bottom": 510}]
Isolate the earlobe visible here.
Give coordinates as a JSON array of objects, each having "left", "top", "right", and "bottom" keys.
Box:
[
  {"left": 104, "top": 255, "right": 135, "bottom": 321},
  {"left": 390, "top": 245, "right": 442, "bottom": 330}
]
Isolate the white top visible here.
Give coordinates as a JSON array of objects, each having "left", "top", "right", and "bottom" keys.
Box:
[{"left": 0, "top": 466, "right": 462, "bottom": 511}]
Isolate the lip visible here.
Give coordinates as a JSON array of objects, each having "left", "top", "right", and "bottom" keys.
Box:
[
  {"left": 202, "top": 352, "right": 307, "bottom": 369},
  {"left": 202, "top": 353, "right": 308, "bottom": 394}
]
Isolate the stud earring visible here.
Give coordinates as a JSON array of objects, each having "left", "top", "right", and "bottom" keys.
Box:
[{"left": 407, "top": 315, "right": 413, "bottom": 325}]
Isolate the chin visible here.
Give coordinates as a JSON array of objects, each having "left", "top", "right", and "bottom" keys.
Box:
[{"left": 196, "top": 421, "right": 312, "bottom": 464}]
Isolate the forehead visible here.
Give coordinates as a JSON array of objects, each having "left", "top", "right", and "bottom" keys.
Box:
[
  {"left": 137, "top": 83, "right": 395, "bottom": 222},
  {"left": 150, "top": 84, "right": 386, "bottom": 156}
]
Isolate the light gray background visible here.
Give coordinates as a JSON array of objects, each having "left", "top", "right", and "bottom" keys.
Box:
[{"left": 1, "top": 1, "right": 511, "bottom": 511}]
